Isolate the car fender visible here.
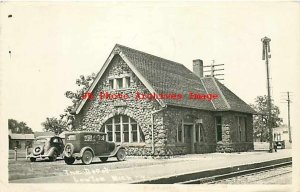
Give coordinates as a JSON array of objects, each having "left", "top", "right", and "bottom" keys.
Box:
[
  {"left": 111, "top": 145, "right": 125, "bottom": 157},
  {"left": 79, "top": 147, "right": 95, "bottom": 157},
  {"left": 46, "top": 147, "right": 57, "bottom": 157}
]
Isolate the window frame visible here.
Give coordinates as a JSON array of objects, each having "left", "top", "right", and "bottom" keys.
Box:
[
  {"left": 116, "top": 78, "right": 123, "bottom": 89},
  {"left": 216, "top": 116, "right": 222, "bottom": 142},
  {"left": 108, "top": 75, "right": 131, "bottom": 90},
  {"left": 177, "top": 121, "right": 183, "bottom": 142},
  {"left": 236, "top": 116, "right": 247, "bottom": 142},
  {"left": 103, "top": 115, "right": 143, "bottom": 143},
  {"left": 108, "top": 79, "right": 114, "bottom": 90}
]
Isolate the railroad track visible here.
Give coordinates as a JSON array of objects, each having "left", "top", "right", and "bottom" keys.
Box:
[{"left": 180, "top": 161, "right": 292, "bottom": 184}]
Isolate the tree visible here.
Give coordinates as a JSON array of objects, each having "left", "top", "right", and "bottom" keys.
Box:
[
  {"left": 8, "top": 119, "right": 33, "bottom": 134},
  {"left": 250, "top": 95, "right": 283, "bottom": 142},
  {"left": 41, "top": 117, "right": 68, "bottom": 134},
  {"left": 60, "top": 73, "right": 96, "bottom": 130},
  {"left": 64, "top": 73, "right": 96, "bottom": 111}
]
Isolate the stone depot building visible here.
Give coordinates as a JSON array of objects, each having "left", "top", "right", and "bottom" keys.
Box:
[{"left": 71, "top": 44, "right": 256, "bottom": 156}]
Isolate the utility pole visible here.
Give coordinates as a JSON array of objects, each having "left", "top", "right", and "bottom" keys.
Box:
[
  {"left": 261, "top": 36, "right": 273, "bottom": 153},
  {"left": 8, "top": 14, "right": 13, "bottom": 59},
  {"left": 281, "top": 91, "right": 292, "bottom": 143},
  {"left": 203, "top": 60, "right": 225, "bottom": 81}
]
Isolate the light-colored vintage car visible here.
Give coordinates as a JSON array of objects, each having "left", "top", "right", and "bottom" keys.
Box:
[
  {"left": 63, "top": 131, "right": 126, "bottom": 165},
  {"left": 28, "top": 136, "right": 64, "bottom": 162}
]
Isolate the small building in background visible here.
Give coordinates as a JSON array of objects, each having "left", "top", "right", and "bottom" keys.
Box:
[
  {"left": 9, "top": 133, "right": 34, "bottom": 149},
  {"left": 273, "top": 125, "right": 292, "bottom": 149},
  {"left": 34, "top": 131, "right": 55, "bottom": 138}
]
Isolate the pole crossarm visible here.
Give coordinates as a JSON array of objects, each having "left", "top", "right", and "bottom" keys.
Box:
[{"left": 203, "top": 60, "right": 224, "bottom": 81}]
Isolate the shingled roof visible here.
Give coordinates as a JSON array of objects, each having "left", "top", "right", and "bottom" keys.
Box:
[{"left": 75, "top": 44, "right": 255, "bottom": 114}]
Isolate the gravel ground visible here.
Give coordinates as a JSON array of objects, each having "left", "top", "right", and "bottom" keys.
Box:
[
  {"left": 9, "top": 155, "right": 189, "bottom": 181},
  {"left": 9, "top": 150, "right": 292, "bottom": 182},
  {"left": 211, "top": 165, "right": 292, "bottom": 184}
]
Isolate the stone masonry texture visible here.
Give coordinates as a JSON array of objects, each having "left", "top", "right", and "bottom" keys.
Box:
[{"left": 73, "top": 54, "right": 254, "bottom": 156}]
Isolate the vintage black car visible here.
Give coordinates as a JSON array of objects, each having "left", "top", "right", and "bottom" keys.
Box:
[
  {"left": 28, "top": 136, "right": 64, "bottom": 162},
  {"left": 63, "top": 131, "right": 126, "bottom": 165}
]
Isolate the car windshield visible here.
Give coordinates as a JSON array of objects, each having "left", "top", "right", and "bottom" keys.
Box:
[{"left": 34, "top": 138, "right": 48, "bottom": 144}]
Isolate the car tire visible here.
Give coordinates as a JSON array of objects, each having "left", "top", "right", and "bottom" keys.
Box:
[
  {"left": 116, "top": 149, "right": 126, "bottom": 161},
  {"left": 64, "top": 143, "right": 74, "bottom": 158},
  {"left": 49, "top": 150, "right": 57, "bottom": 162},
  {"left": 100, "top": 157, "right": 108, "bottom": 162},
  {"left": 64, "top": 157, "right": 75, "bottom": 165},
  {"left": 81, "top": 150, "right": 93, "bottom": 165},
  {"left": 30, "top": 157, "right": 36, "bottom": 162}
]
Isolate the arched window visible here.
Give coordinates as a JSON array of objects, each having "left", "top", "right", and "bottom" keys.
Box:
[{"left": 102, "top": 115, "right": 145, "bottom": 143}]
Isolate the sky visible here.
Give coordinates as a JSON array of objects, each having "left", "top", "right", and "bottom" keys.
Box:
[{"left": 1, "top": 1, "right": 300, "bottom": 133}]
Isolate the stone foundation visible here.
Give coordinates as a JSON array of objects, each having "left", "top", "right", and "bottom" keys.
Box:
[
  {"left": 195, "top": 143, "right": 216, "bottom": 154},
  {"left": 216, "top": 142, "right": 254, "bottom": 153}
]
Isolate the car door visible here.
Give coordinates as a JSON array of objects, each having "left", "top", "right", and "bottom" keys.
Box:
[
  {"left": 94, "top": 134, "right": 107, "bottom": 156},
  {"left": 83, "top": 134, "right": 95, "bottom": 152},
  {"left": 57, "top": 138, "right": 64, "bottom": 154}
]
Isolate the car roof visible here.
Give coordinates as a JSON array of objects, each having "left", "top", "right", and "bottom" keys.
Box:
[
  {"left": 65, "top": 131, "right": 106, "bottom": 135},
  {"left": 35, "top": 136, "right": 61, "bottom": 139}
]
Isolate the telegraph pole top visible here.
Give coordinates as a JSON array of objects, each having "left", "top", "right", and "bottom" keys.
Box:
[{"left": 261, "top": 36, "right": 271, "bottom": 43}]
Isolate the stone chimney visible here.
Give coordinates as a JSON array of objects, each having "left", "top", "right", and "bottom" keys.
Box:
[{"left": 193, "top": 59, "right": 203, "bottom": 78}]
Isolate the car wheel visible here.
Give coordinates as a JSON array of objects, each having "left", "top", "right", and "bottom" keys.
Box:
[
  {"left": 30, "top": 157, "right": 36, "bottom": 162},
  {"left": 64, "top": 157, "right": 75, "bottom": 165},
  {"left": 100, "top": 157, "right": 108, "bottom": 162},
  {"left": 64, "top": 143, "right": 74, "bottom": 158},
  {"left": 81, "top": 150, "right": 93, "bottom": 165},
  {"left": 116, "top": 149, "right": 126, "bottom": 161},
  {"left": 49, "top": 151, "right": 57, "bottom": 162}
]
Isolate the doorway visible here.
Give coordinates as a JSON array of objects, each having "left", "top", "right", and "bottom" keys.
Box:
[{"left": 184, "top": 124, "right": 194, "bottom": 153}]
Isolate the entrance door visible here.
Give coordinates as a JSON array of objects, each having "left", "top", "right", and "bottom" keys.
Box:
[{"left": 184, "top": 124, "right": 194, "bottom": 153}]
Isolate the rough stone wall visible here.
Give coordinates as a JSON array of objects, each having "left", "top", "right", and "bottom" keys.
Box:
[
  {"left": 246, "top": 114, "right": 254, "bottom": 143},
  {"left": 163, "top": 106, "right": 216, "bottom": 155},
  {"left": 73, "top": 54, "right": 254, "bottom": 155},
  {"left": 73, "top": 55, "right": 163, "bottom": 155},
  {"left": 216, "top": 112, "right": 254, "bottom": 153}
]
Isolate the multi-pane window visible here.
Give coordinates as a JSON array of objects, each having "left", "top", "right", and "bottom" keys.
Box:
[
  {"left": 116, "top": 78, "right": 123, "bottom": 89},
  {"left": 108, "top": 76, "right": 131, "bottom": 90},
  {"left": 131, "top": 119, "right": 138, "bottom": 142},
  {"left": 109, "top": 79, "right": 114, "bottom": 90},
  {"left": 177, "top": 121, "right": 183, "bottom": 142},
  {"left": 125, "top": 77, "right": 131, "bottom": 88},
  {"left": 195, "top": 124, "right": 200, "bottom": 142},
  {"left": 103, "top": 115, "right": 144, "bottom": 143},
  {"left": 105, "top": 118, "right": 113, "bottom": 141},
  {"left": 216, "top": 116, "right": 222, "bottom": 142},
  {"left": 237, "top": 116, "right": 247, "bottom": 142},
  {"left": 123, "top": 116, "right": 129, "bottom": 142},
  {"left": 200, "top": 124, "right": 205, "bottom": 142},
  {"left": 195, "top": 123, "right": 205, "bottom": 142},
  {"left": 115, "top": 116, "right": 121, "bottom": 142},
  {"left": 274, "top": 133, "right": 281, "bottom": 141}
]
